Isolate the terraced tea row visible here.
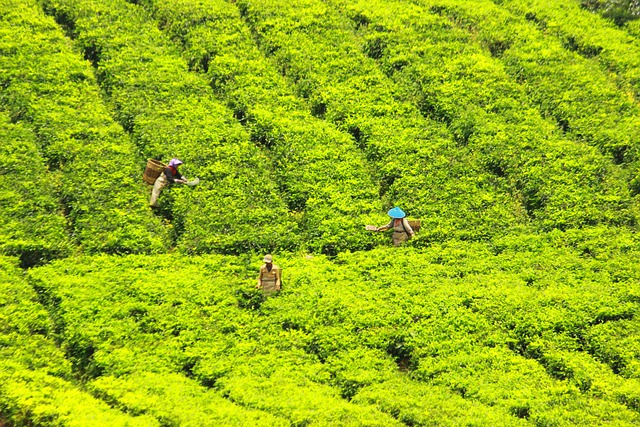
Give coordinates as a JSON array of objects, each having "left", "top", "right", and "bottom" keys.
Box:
[
  {"left": 21, "top": 233, "right": 640, "bottom": 425},
  {"left": 137, "top": 0, "right": 385, "bottom": 254},
  {"left": 232, "top": 0, "right": 532, "bottom": 241},
  {"left": 325, "top": 0, "right": 635, "bottom": 231},
  {"left": 40, "top": 0, "right": 303, "bottom": 254},
  {"left": 3, "top": 1, "right": 640, "bottom": 424},
  {"left": 0, "top": 256, "right": 157, "bottom": 426},
  {"left": 497, "top": 0, "right": 640, "bottom": 99},
  {"left": 0, "top": 0, "right": 167, "bottom": 255},
  {"left": 0, "top": 111, "right": 69, "bottom": 265},
  {"left": 233, "top": 0, "right": 639, "bottom": 237},
  {"left": 29, "top": 255, "right": 406, "bottom": 426},
  {"left": 408, "top": 0, "right": 640, "bottom": 175},
  {"left": 7, "top": 0, "right": 639, "bottom": 258}
]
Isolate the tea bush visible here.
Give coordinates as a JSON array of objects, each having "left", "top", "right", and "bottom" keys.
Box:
[
  {"left": 4, "top": 0, "right": 640, "bottom": 424},
  {"left": 0, "top": 256, "right": 157, "bottom": 426},
  {"left": 134, "top": 0, "right": 386, "bottom": 254},
  {"left": 581, "top": 0, "right": 640, "bottom": 26},
  {"left": 28, "top": 254, "right": 408, "bottom": 425},
  {"left": 39, "top": 0, "right": 299, "bottom": 254},
  {"left": 25, "top": 238, "right": 640, "bottom": 424},
  {"left": 0, "top": 0, "right": 168, "bottom": 254},
  {"left": 88, "top": 372, "right": 287, "bottom": 426},
  {"left": 326, "top": 0, "right": 636, "bottom": 231},
  {"left": 233, "top": 0, "right": 528, "bottom": 242},
  {"left": 409, "top": 0, "right": 640, "bottom": 174},
  {"left": 0, "top": 111, "right": 70, "bottom": 265},
  {"left": 627, "top": 17, "right": 640, "bottom": 36},
  {"left": 498, "top": 0, "right": 640, "bottom": 100}
]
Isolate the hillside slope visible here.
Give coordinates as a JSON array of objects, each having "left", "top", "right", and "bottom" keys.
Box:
[
  {"left": 19, "top": 237, "right": 640, "bottom": 426},
  {"left": 2, "top": 0, "right": 640, "bottom": 425}
]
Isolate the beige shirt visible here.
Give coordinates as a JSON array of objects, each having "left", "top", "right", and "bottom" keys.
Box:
[{"left": 258, "top": 264, "right": 281, "bottom": 287}]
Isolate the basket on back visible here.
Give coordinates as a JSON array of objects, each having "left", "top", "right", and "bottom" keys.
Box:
[{"left": 142, "top": 159, "right": 166, "bottom": 185}]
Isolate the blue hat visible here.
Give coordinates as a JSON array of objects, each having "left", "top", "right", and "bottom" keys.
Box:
[{"left": 387, "top": 207, "right": 406, "bottom": 219}]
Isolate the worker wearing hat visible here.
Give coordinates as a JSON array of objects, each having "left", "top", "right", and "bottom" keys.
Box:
[
  {"left": 150, "top": 158, "right": 188, "bottom": 207},
  {"left": 375, "top": 207, "right": 415, "bottom": 246},
  {"left": 256, "top": 254, "right": 281, "bottom": 296}
]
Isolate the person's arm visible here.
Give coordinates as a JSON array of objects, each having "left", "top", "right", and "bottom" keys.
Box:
[
  {"left": 166, "top": 168, "right": 187, "bottom": 184},
  {"left": 377, "top": 219, "right": 394, "bottom": 232},
  {"left": 256, "top": 267, "right": 263, "bottom": 289},
  {"left": 174, "top": 171, "right": 187, "bottom": 184},
  {"left": 275, "top": 267, "right": 282, "bottom": 291}
]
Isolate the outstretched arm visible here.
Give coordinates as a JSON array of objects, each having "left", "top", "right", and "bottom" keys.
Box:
[
  {"left": 175, "top": 171, "right": 188, "bottom": 184},
  {"left": 376, "top": 219, "right": 394, "bottom": 232}
]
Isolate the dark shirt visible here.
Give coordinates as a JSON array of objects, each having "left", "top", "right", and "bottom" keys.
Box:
[{"left": 164, "top": 166, "right": 182, "bottom": 184}]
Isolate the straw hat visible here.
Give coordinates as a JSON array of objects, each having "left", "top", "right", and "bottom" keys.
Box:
[{"left": 387, "top": 206, "right": 406, "bottom": 219}]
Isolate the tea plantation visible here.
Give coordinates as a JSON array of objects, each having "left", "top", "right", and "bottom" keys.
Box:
[{"left": 2, "top": 0, "right": 640, "bottom": 425}]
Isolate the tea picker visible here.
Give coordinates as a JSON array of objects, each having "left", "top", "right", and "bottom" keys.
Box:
[
  {"left": 144, "top": 158, "right": 199, "bottom": 208},
  {"left": 366, "top": 206, "right": 419, "bottom": 246},
  {"left": 256, "top": 254, "right": 282, "bottom": 296}
]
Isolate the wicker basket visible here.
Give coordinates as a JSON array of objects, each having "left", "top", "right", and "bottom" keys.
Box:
[
  {"left": 407, "top": 219, "right": 421, "bottom": 232},
  {"left": 143, "top": 159, "right": 166, "bottom": 185}
]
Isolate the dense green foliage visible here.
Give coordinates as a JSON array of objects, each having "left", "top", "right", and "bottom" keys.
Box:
[
  {"left": 327, "top": 0, "right": 635, "bottom": 230},
  {"left": 410, "top": 0, "right": 640, "bottom": 173},
  {"left": 40, "top": 0, "right": 303, "bottom": 254},
  {"left": 234, "top": 0, "right": 530, "bottom": 241},
  {"left": 2, "top": 0, "right": 640, "bottom": 424},
  {"left": 21, "top": 236, "right": 640, "bottom": 425},
  {"left": 499, "top": 0, "right": 640, "bottom": 100},
  {"left": 0, "top": 256, "right": 157, "bottom": 426},
  {"left": 0, "top": 111, "right": 70, "bottom": 265},
  {"left": 581, "top": 0, "right": 640, "bottom": 25},
  {"left": 627, "top": 16, "right": 640, "bottom": 36},
  {"left": 138, "top": 0, "right": 386, "bottom": 254},
  {"left": 0, "top": 0, "right": 168, "bottom": 255}
]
